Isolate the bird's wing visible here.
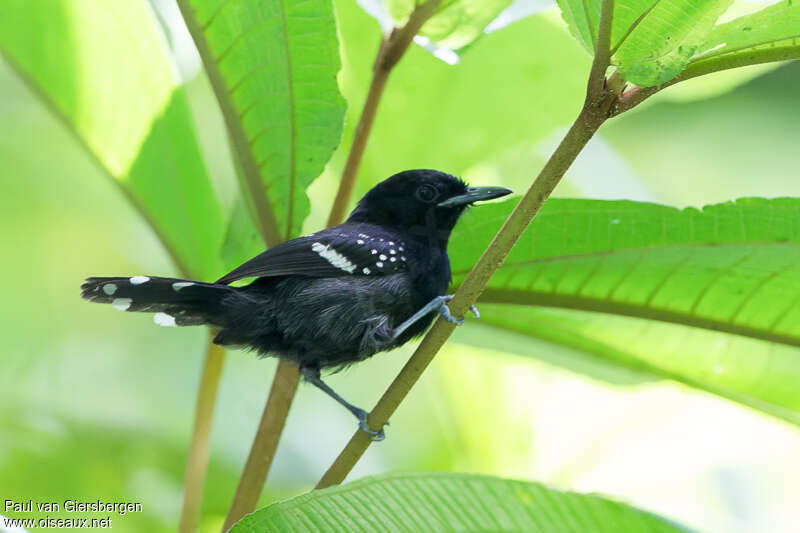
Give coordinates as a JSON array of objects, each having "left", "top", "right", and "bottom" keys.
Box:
[{"left": 216, "top": 227, "right": 410, "bottom": 284}]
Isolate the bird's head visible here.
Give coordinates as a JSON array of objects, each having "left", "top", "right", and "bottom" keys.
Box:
[{"left": 347, "top": 169, "right": 512, "bottom": 243}]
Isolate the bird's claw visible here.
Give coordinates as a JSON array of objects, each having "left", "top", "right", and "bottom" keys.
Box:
[
  {"left": 438, "top": 296, "right": 479, "bottom": 325},
  {"left": 355, "top": 409, "right": 386, "bottom": 441}
]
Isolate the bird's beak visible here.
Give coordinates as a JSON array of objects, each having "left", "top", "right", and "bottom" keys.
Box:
[{"left": 437, "top": 186, "right": 513, "bottom": 208}]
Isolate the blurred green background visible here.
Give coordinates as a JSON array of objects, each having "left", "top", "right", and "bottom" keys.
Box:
[{"left": 1, "top": 1, "right": 799, "bottom": 532}]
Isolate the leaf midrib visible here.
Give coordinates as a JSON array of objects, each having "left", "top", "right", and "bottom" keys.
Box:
[
  {"left": 277, "top": 0, "right": 297, "bottom": 241},
  {"left": 452, "top": 240, "right": 800, "bottom": 275},
  {"left": 696, "top": 31, "right": 800, "bottom": 61},
  {"left": 176, "top": 0, "right": 283, "bottom": 247},
  {"left": 475, "top": 288, "right": 800, "bottom": 348}
]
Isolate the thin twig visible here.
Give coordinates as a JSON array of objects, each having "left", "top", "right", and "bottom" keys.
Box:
[
  {"left": 315, "top": 0, "right": 620, "bottom": 490},
  {"left": 222, "top": 360, "right": 300, "bottom": 531},
  {"left": 178, "top": 337, "right": 226, "bottom": 533},
  {"left": 327, "top": 0, "right": 442, "bottom": 226}
]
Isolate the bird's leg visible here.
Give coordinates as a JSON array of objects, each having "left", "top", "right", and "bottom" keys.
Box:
[
  {"left": 390, "top": 295, "right": 479, "bottom": 340},
  {"left": 300, "top": 366, "right": 386, "bottom": 441}
]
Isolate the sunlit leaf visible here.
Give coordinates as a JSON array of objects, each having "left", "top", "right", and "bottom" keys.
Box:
[
  {"left": 181, "top": 0, "right": 346, "bottom": 244},
  {"left": 361, "top": 0, "right": 521, "bottom": 55},
  {"left": 478, "top": 305, "right": 800, "bottom": 424},
  {"left": 231, "top": 472, "right": 691, "bottom": 532},
  {"left": 556, "top": 0, "right": 733, "bottom": 86},
  {"left": 450, "top": 197, "right": 800, "bottom": 422},
  {"left": 694, "top": 0, "right": 800, "bottom": 62},
  {"left": 0, "top": 0, "right": 225, "bottom": 279}
]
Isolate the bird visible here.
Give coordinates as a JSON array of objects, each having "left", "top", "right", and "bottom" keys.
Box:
[{"left": 81, "top": 169, "right": 512, "bottom": 440}]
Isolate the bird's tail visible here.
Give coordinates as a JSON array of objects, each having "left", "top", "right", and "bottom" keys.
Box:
[{"left": 81, "top": 276, "right": 236, "bottom": 327}]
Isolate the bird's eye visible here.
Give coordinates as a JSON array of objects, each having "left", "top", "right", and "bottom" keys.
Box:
[{"left": 415, "top": 184, "right": 438, "bottom": 203}]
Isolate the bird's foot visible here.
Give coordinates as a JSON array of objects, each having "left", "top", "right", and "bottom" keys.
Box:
[
  {"left": 437, "top": 296, "right": 480, "bottom": 325},
  {"left": 354, "top": 408, "right": 386, "bottom": 441}
]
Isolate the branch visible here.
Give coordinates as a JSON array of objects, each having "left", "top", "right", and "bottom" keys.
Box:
[
  {"left": 222, "top": 360, "right": 300, "bottom": 531},
  {"left": 327, "top": 0, "right": 442, "bottom": 226},
  {"left": 176, "top": 0, "right": 282, "bottom": 247},
  {"left": 178, "top": 337, "right": 225, "bottom": 533},
  {"left": 614, "top": 45, "right": 800, "bottom": 115}
]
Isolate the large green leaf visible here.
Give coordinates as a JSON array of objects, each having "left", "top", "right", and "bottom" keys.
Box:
[
  {"left": 556, "top": 0, "right": 733, "bottom": 86},
  {"left": 230, "top": 472, "right": 691, "bottom": 532},
  {"left": 478, "top": 305, "right": 800, "bottom": 423},
  {"left": 694, "top": 1, "right": 800, "bottom": 62},
  {"left": 450, "top": 197, "right": 800, "bottom": 422},
  {"left": 0, "top": 0, "right": 225, "bottom": 279},
  {"left": 180, "top": 0, "right": 345, "bottom": 246}
]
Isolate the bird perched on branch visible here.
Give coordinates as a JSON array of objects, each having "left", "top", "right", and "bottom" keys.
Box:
[{"left": 81, "top": 169, "right": 512, "bottom": 440}]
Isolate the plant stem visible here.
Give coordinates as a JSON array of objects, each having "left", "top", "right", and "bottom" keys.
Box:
[
  {"left": 178, "top": 336, "right": 225, "bottom": 533},
  {"left": 222, "top": 360, "right": 300, "bottom": 531},
  {"left": 316, "top": 0, "right": 619, "bottom": 490},
  {"left": 327, "top": 0, "right": 442, "bottom": 226}
]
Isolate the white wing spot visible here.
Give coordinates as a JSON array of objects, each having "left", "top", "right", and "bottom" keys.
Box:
[
  {"left": 401, "top": 256, "right": 406, "bottom": 261},
  {"left": 172, "top": 282, "right": 195, "bottom": 292},
  {"left": 311, "top": 242, "right": 356, "bottom": 273},
  {"left": 399, "top": 247, "right": 404, "bottom": 252},
  {"left": 389, "top": 241, "right": 394, "bottom": 245},
  {"left": 371, "top": 249, "right": 377, "bottom": 254},
  {"left": 390, "top": 257, "right": 396, "bottom": 262},
  {"left": 102, "top": 283, "right": 117, "bottom": 296},
  {"left": 376, "top": 261, "right": 384, "bottom": 268},
  {"left": 389, "top": 249, "right": 396, "bottom": 254},
  {"left": 154, "top": 312, "right": 177, "bottom": 327},
  {"left": 112, "top": 298, "right": 132, "bottom": 311},
  {"left": 362, "top": 267, "right": 371, "bottom": 274},
  {"left": 130, "top": 276, "right": 150, "bottom": 285},
  {"left": 379, "top": 254, "right": 387, "bottom": 260},
  {"left": 357, "top": 239, "right": 364, "bottom": 244}
]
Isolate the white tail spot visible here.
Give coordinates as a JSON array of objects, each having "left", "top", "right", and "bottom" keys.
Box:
[
  {"left": 102, "top": 283, "right": 117, "bottom": 296},
  {"left": 154, "top": 312, "right": 177, "bottom": 327},
  {"left": 112, "top": 298, "right": 132, "bottom": 311},
  {"left": 130, "top": 276, "right": 150, "bottom": 285},
  {"left": 172, "top": 282, "right": 195, "bottom": 292}
]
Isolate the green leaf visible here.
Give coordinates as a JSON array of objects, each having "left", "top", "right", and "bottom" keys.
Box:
[
  {"left": 556, "top": 0, "right": 733, "bottom": 86},
  {"left": 0, "top": 0, "right": 225, "bottom": 279},
  {"left": 694, "top": 1, "right": 800, "bottom": 63},
  {"left": 478, "top": 306, "right": 800, "bottom": 424},
  {"left": 450, "top": 197, "right": 800, "bottom": 422},
  {"left": 230, "top": 472, "right": 691, "bottom": 532},
  {"left": 180, "top": 0, "right": 346, "bottom": 243}
]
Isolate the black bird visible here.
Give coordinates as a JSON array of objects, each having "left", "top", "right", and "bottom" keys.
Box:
[{"left": 81, "top": 169, "right": 512, "bottom": 439}]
